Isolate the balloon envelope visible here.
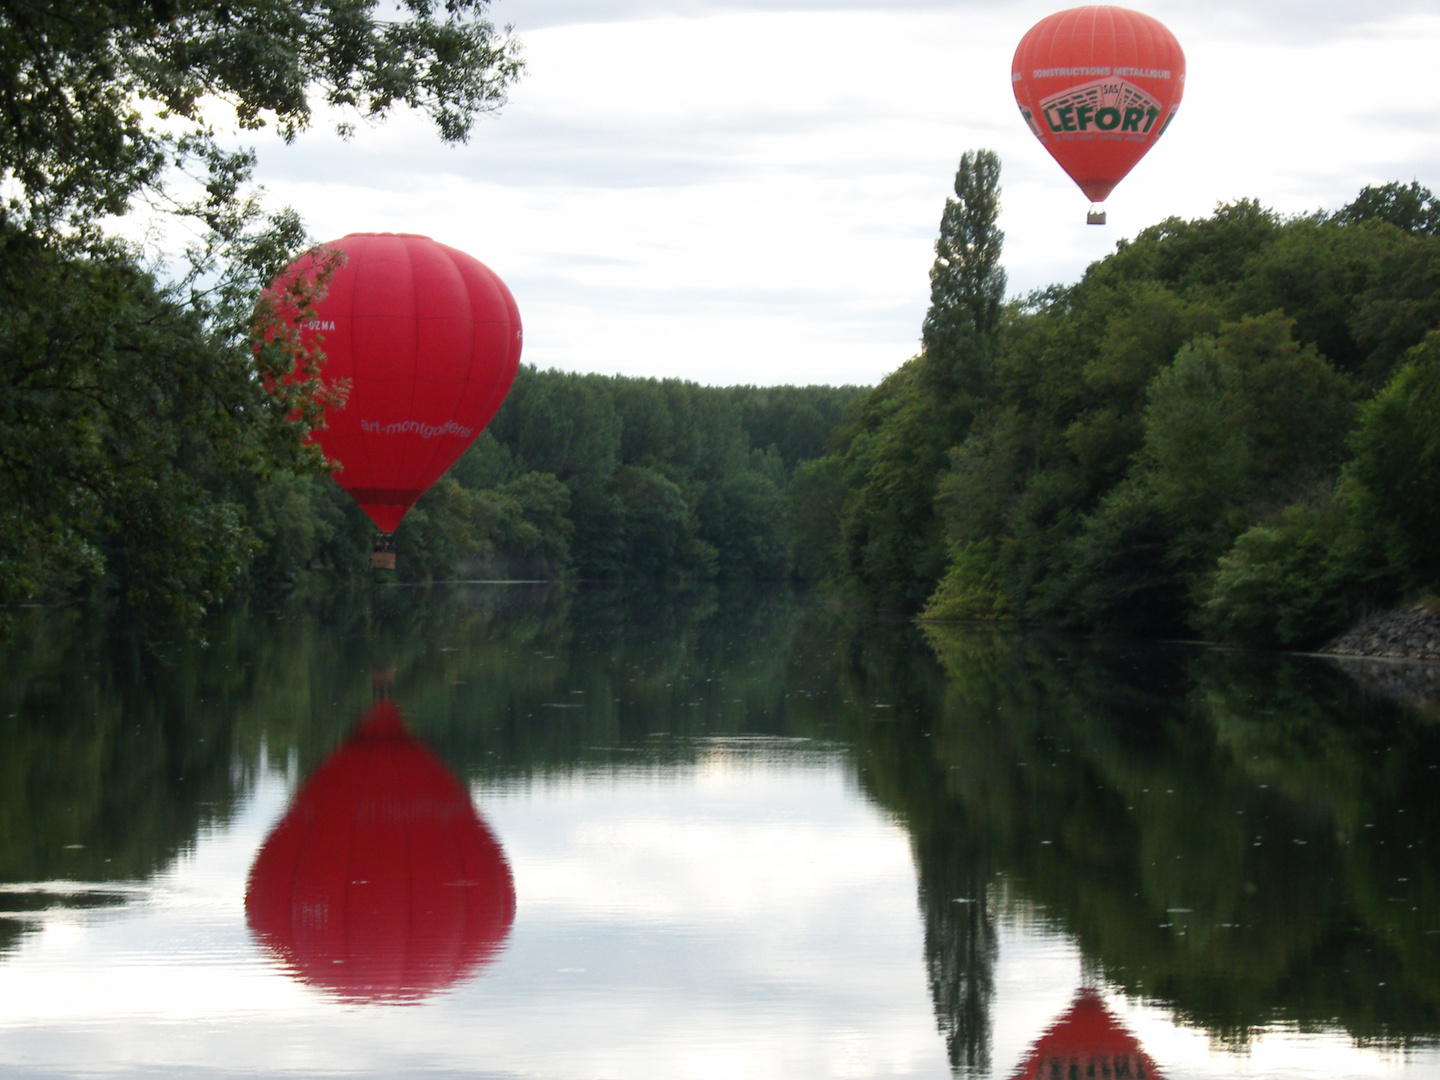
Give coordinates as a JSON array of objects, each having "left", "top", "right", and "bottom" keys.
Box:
[
  {"left": 1012, "top": 6, "right": 1185, "bottom": 205},
  {"left": 273, "top": 233, "right": 522, "bottom": 532},
  {"left": 245, "top": 701, "right": 516, "bottom": 1002}
]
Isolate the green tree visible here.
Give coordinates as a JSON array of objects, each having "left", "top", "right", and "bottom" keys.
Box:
[
  {"left": 823, "top": 150, "right": 1006, "bottom": 609},
  {"left": 701, "top": 468, "right": 787, "bottom": 580},
  {"left": 1332, "top": 181, "right": 1440, "bottom": 236},
  {"left": 615, "top": 465, "right": 701, "bottom": 580},
  {"left": 916, "top": 187, "right": 1440, "bottom": 639},
  {"left": 1197, "top": 498, "right": 1359, "bottom": 647},
  {"left": 1065, "top": 282, "right": 1224, "bottom": 487},
  {"left": 0, "top": 226, "right": 325, "bottom": 615},
  {"left": 1140, "top": 337, "right": 1252, "bottom": 566},
  {"left": 1347, "top": 330, "right": 1440, "bottom": 590},
  {"left": 722, "top": 384, "right": 862, "bottom": 471},
  {"left": 784, "top": 455, "right": 845, "bottom": 584},
  {"left": 834, "top": 363, "right": 951, "bottom": 607},
  {"left": 1, "top": 0, "right": 521, "bottom": 232},
  {"left": 921, "top": 149, "right": 1005, "bottom": 401},
  {"left": 472, "top": 368, "right": 850, "bottom": 583},
  {"left": 0, "top": 0, "right": 525, "bottom": 617}
]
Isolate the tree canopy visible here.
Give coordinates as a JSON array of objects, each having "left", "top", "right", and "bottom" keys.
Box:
[
  {"left": 240, "top": 367, "right": 862, "bottom": 587},
  {"left": 2, "top": 0, "right": 521, "bottom": 231},
  {"left": 0, "top": 0, "right": 523, "bottom": 619},
  {"left": 787, "top": 160, "right": 1440, "bottom": 647}
]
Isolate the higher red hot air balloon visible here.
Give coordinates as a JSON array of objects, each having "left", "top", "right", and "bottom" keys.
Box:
[
  {"left": 1012, "top": 6, "right": 1185, "bottom": 223},
  {"left": 245, "top": 700, "right": 516, "bottom": 1003},
  {"left": 269, "top": 233, "right": 522, "bottom": 552},
  {"left": 1010, "top": 988, "right": 1163, "bottom": 1079}
]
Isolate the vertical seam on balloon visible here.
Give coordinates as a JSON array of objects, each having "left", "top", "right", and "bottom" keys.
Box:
[
  {"left": 282, "top": 796, "right": 303, "bottom": 962},
  {"left": 342, "top": 750, "right": 359, "bottom": 989},
  {"left": 396, "top": 749, "right": 414, "bottom": 993},
  {"left": 446, "top": 777, "right": 470, "bottom": 983},
  {"left": 413, "top": 244, "right": 472, "bottom": 495},
  {"left": 349, "top": 234, "right": 384, "bottom": 525},
  {"left": 400, "top": 235, "right": 425, "bottom": 502}
]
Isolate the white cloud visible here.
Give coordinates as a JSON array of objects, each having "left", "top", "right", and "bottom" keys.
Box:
[{"left": 236, "top": 3, "right": 1440, "bottom": 385}]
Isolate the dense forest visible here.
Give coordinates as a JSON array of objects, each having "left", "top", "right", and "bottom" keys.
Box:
[
  {"left": 245, "top": 372, "right": 860, "bottom": 585},
  {"left": 0, "top": 0, "right": 866, "bottom": 615},
  {"left": 0, "top": 0, "right": 525, "bottom": 619},
  {"left": 792, "top": 152, "right": 1440, "bottom": 646}
]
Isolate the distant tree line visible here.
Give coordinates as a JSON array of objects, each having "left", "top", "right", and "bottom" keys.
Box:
[
  {"left": 0, "top": 0, "right": 859, "bottom": 614},
  {"left": 246, "top": 372, "right": 861, "bottom": 585},
  {"left": 788, "top": 153, "right": 1440, "bottom": 646}
]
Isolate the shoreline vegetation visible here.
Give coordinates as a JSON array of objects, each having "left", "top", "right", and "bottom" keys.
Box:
[
  {"left": 4, "top": 0, "right": 1439, "bottom": 660},
  {"left": 10, "top": 160, "right": 1440, "bottom": 658},
  {"left": 789, "top": 154, "right": 1440, "bottom": 654}
]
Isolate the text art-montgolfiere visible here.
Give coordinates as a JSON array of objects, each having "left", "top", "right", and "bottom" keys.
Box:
[{"left": 1012, "top": 6, "right": 1185, "bottom": 223}]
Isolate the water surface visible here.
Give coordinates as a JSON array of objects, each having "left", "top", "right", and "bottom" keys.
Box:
[{"left": 1, "top": 585, "right": 1436, "bottom": 1078}]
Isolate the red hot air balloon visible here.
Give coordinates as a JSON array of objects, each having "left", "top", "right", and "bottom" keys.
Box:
[
  {"left": 1012, "top": 6, "right": 1185, "bottom": 223},
  {"left": 269, "top": 233, "right": 522, "bottom": 541},
  {"left": 245, "top": 700, "right": 516, "bottom": 1002},
  {"left": 1010, "top": 988, "right": 1163, "bottom": 1079}
]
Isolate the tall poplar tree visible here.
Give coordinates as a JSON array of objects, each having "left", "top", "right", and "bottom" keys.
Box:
[
  {"left": 921, "top": 148, "right": 1006, "bottom": 407},
  {"left": 822, "top": 149, "right": 1006, "bottom": 610}
]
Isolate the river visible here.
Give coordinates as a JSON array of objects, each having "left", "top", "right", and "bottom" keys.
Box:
[{"left": 0, "top": 583, "right": 1436, "bottom": 1078}]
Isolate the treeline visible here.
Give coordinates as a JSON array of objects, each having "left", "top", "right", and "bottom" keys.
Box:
[
  {"left": 1, "top": 231, "right": 858, "bottom": 612},
  {"left": 789, "top": 152, "right": 1440, "bottom": 646},
  {"left": 1, "top": 0, "right": 870, "bottom": 617},
  {"left": 248, "top": 371, "right": 861, "bottom": 585}
]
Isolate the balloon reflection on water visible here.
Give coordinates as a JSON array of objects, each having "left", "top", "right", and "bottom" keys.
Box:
[
  {"left": 1011, "top": 989, "right": 1162, "bottom": 1080},
  {"left": 245, "top": 698, "right": 515, "bottom": 1003}
]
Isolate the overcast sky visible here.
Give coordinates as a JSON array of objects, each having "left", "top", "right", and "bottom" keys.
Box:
[{"left": 249, "top": 0, "right": 1440, "bottom": 387}]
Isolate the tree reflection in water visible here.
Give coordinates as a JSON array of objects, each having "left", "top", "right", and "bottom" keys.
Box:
[
  {"left": 1, "top": 587, "right": 1438, "bottom": 1067},
  {"left": 885, "top": 621, "right": 1440, "bottom": 1067}
]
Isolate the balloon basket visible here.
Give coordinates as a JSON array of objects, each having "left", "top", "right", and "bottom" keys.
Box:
[
  {"left": 371, "top": 533, "right": 397, "bottom": 571},
  {"left": 1087, "top": 206, "right": 1107, "bottom": 225}
]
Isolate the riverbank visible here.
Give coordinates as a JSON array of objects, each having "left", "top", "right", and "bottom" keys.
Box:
[
  {"left": 1319, "top": 604, "right": 1440, "bottom": 712},
  {"left": 1321, "top": 603, "right": 1440, "bottom": 661}
]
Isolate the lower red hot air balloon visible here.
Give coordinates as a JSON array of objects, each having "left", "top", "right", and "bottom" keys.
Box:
[
  {"left": 245, "top": 700, "right": 516, "bottom": 1002},
  {"left": 267, "top": 233, "right": 522, "bottom": 566},
  {"left": 1012, "top": 6, "right": 1186, "bottom": 224},
  {"left": 1011, "top": 988, "right": 1163, "bottom": 1079}
]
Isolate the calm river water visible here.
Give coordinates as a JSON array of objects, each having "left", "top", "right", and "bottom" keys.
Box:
[{"left": 1, "top": 584, "right": 1437, "bottom": 1079}]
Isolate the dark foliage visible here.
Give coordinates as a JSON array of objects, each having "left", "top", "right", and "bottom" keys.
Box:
[
  {"left": 0, "top": 0, "right": 523, "bottom": 620},
  {"left": 228, "top": 367, "right": 863, "bottom": 585},
  {"left": 788, "top": 172, "right": 1440, "bottom": 646}
]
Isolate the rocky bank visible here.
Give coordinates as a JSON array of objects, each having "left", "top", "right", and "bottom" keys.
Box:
[
  {"left": 1321, "top": 604, "right": 1440, "bottom": 661},
  {"left": 1320, "top": 604, "right": 1440, "bottom": 712}
]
